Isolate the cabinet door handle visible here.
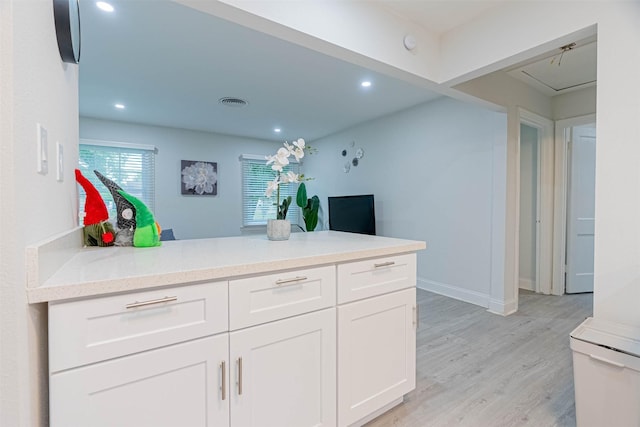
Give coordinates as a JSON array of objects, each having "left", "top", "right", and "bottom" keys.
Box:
[
  {"left": 125, "top": 296, "right": 177, "bottom": 309},
  {"left": 220, "top": 361, "right": 226, "bottom": 401},
  {"left": 374, "top": 261, "right": 395, "bottom": 268},
  {"left": 237, "top": 357, "right": 243, "bottom": 395},
  {"left": 275, "top": 276, "right": 307, "bottom": 285}
]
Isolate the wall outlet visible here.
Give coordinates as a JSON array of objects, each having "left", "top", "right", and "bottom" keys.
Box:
[
  {"left": 36, "top": 123, "right": 48, "bottom": 175},
  {"left": 56, "top": 142, "right": 64, "bottom": 182}
]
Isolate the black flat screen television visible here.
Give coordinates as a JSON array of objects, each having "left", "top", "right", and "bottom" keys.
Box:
[{"left": 328, "top": 194, "right": 376, "bottom": 235}]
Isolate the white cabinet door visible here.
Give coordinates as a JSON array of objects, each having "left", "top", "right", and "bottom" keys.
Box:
[
  {"left": 338, "top": 288, "right": 416, "bottom": 427},
  {"left": 230, "top": 308, "right": 336, "bottom": 427},
  {"left": 50, "top": 334, "right": 229, "bottom": 427}
]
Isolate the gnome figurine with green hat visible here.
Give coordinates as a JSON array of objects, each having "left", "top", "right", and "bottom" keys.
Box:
[
  {"left": 75, "top": 169, "right": 115, "bottom": 247},
  {"left": 117, "top": 190, "right": 162, "bottom": 247},
  {"left": 94, "top": 170, "right": 136, "bottom": 246}
]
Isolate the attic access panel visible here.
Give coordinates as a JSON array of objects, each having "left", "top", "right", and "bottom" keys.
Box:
[{"left": 509, "top": 42, "right": 597, "bottom": 94}]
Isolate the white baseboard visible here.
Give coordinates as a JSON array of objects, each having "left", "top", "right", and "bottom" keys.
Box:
[
  {"left": 418, "top": 278, "right": 518, "bottom": 316},
  {"left": 417, "top": 278, "right": 490, "bottom": 308},
  {"left": 519, "top": 277, "right": 535, "bottom": 291},
  {"left": 488, "top": 298, "right": 518, "bottom": 316}
]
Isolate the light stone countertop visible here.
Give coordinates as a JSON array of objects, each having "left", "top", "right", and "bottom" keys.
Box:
[{"left": 28, "top": 231, "right": 426, "bottom": 304}]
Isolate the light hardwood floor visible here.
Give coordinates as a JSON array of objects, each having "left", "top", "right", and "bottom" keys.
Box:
[{"left": 367, "top": 289, "right": 593, "bottom": 427}]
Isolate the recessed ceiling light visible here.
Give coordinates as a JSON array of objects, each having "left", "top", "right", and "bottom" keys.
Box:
[
  {"left": 274, "top": 128, "right": 281, "bottom": 133},
  {"left": 96, "top": 1, "right": 114, "bottom": 12},
  {"left": 361, "top": 81, "right": 372, "bottom": 88},
  {"left": 114, "top": 103, "right": 125, "bottom": 109}
]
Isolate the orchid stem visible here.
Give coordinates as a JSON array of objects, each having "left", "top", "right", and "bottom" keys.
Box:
[{"left": 277, "top": 171, "right": 281, "bottom": 219}]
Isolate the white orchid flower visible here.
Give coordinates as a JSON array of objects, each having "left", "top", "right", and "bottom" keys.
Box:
[
  {"left": 264, "top": 138, "right": 312, "bottom": 218},
  {"left": 272, "top": 147, "right": 290, "bottom": 171},
  {"left": 265, "top": 177, "right": 279, "bottom": 197},
  {"left": 265, "top": 154, "right": 277, "bottom": 167},
  {"left": 284, "top": 142, "right": 294, "bottom": 154},
  {"left": 266, "top": 148, "right": 290, "bottom": 172},
  {"left": 292, "top": 147, "right": 304, "bottom": 161},
  {"left": 281, "top": 171, "right": 299, "bottom": 184},
  {"left": 289, "top": 138, "right": 305, "bottom": 161}
]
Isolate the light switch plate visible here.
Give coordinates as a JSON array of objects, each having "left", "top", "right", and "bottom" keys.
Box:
[
  {"left": 56, "top": 142, "right": 64, "bottom": 182},
  {"left": 36, "top": 123, "right": 48, "bottom": 175}
]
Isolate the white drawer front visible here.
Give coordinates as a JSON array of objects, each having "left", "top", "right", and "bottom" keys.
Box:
[
  {"left": 337, "top": 253, "right": 416, "bottom": 304},
  {"left": 229, "top": 266, "right": 336, "bottom": 330},
  {"left": 49, "top": 281, "right": 228, "bottom": 372}
]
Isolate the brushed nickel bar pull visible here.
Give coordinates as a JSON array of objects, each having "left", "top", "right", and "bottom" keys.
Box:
[
  {"left": 220, "top": 361, "right": 226, "bottom": 401},
  {"left": 237, "top": 357, "right": 243, "bottom": 395},
  {"left": 374, "top": 261, "right": 395, "bottom": 268},
  {"left": 413, "top": 306, "right": 417, "bottom": 327},
  {"left": 416, "top": 304, "right": 420, "bottom": 329},
  {"left": 125, "top": 296, "right": 177, "bottom": 309},
  {"left": 275, "top": 276, "right": 308, "bottom": 285}
]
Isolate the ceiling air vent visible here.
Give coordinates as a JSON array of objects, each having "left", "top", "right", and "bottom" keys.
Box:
[{"left": 219, "top": 97, "right": 248, "bottom": 108}]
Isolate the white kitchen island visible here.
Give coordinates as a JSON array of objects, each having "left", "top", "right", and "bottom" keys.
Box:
[{"left": 28, "top": 231, "right": 426, "bottom": 427}]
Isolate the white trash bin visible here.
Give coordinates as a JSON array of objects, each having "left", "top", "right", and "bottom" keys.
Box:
[{"left": 570, "top": 317, "right": 640, "bottom": 427}]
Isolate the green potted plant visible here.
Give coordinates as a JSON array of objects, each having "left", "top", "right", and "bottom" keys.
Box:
[{"left": 296, "top": 182, "right": 319, "bottom": 231}]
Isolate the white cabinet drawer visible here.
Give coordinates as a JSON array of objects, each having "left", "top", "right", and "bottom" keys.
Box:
[
  {"left": 49, "top": 281, "right": 228, "bottom": 372},
  {"left": 229, "top": 266, "right": 336, "bottom": 330},
  {"left": 337, "top": 254, "right": 416, "bottom": 304}
]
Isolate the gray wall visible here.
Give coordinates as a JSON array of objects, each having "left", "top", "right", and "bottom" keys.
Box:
[
  {"left": 305, "top": 97, "right": 507, "bottom": 304},
  {"left": 80, "top": 117, "right": 282, "bottom": 240}
]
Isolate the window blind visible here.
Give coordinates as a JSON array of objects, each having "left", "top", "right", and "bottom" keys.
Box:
[
  {"left": 241, "top": 155, "right": 300, "bottom": 227},
  {"left": 78, "top": 142, "right": 156, "bottom": 221}
]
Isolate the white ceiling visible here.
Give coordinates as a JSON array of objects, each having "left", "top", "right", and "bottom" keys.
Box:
[
  {"left": 79, "top": 0, "right": 597, "bottom": 142},
  {"left": 376, "top": 0, "right": 510, "bottom": 34},
  {"left": 377, "top": 0, "right": 597, "bottom": 95},
  {"left": 79, "top": 0, "right": 442, "bottom": 142}
]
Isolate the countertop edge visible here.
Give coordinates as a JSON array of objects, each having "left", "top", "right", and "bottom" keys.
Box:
[{"left": 28, "top": 241, "right": 425, "bottom": 304}]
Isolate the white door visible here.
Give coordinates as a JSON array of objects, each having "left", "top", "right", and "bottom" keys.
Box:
[
  {"left": 229, "top": 308, "right": 336, "bottom": 427},
  {"left": 337, "top": 288, "right": 416, "bottom": 427},
  {"left": 566, "top": 124, "right": 596, "bottom": 293},
  {"left": 50, "top": 334, "right": 230, "bottom": 427}
]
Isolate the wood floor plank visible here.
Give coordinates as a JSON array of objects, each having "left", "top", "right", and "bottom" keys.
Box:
[{"left": 365, "top": 289, "right": 593, "bottom": 427}]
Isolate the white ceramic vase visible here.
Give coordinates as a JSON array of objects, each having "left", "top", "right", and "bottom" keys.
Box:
[{"left": 267, "top": 219, "right": 291, "bottom": 241}]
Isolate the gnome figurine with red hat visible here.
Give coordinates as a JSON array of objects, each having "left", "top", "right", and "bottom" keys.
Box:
[{"left": 75, "top": 169, "right": 115, "bottom": 247}]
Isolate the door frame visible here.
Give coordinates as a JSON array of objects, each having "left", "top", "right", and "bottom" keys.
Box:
[
  {"left": 518, "top": 122, "right": 541, "bottom": 293},
  {"left": 552, "top": 113, "right": 597, "bottom": 295},
  {"left": 517, "top": 108, "right": 554, "bottom": 295}
]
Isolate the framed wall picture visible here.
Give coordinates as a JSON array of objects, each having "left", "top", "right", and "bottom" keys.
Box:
[{"left": 181, "top": 160, "right": 218, "bottom": 196}]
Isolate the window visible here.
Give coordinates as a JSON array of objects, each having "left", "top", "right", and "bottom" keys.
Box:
[
  {"left": 78, "top": 140, "right": 156, "bottom": 220},
  {"left": 241, "top": 154, "right": 300, "bottom": 227}
]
